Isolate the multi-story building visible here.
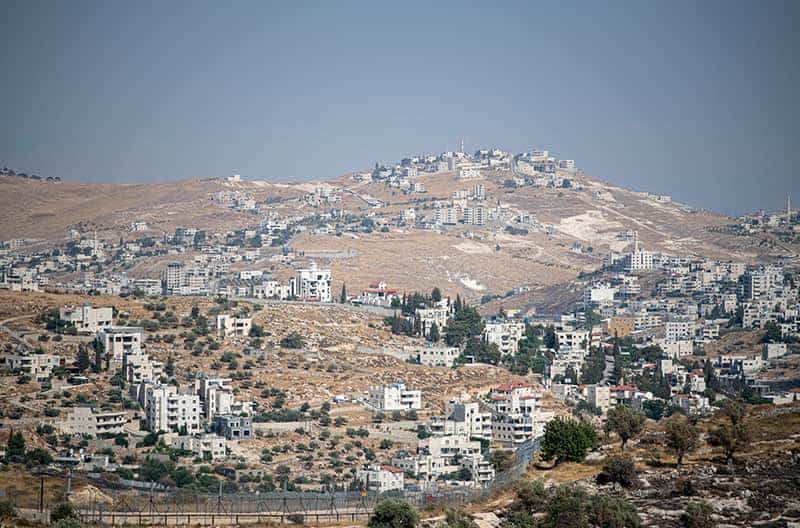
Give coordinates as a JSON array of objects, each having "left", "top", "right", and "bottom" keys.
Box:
[
  {"left": 430, "top": 401, "right": 492, "bottom": 440},
  {"left": 416, "top": 306, "right": 450, "bottom": 338},
  {"left": 168, "top": 433, "right": 227, "bottom": 461},
  {"left": 357, "top": 465, "right": 405, "bottom": 493},
  {"left": 164, "top": 262, "right": 184, "bottom": 294},
  {"left": 122, "top": 350, "right": 164, "bottom": 385},
  {"left": 145, "top": 384, "right": 201, "bottom": 434},
  {"left": 483, "top": 321, "right": 526, "bottom": 355},
  {"left": 585, "top": 384, "right": 611, "bottom": 413},
  {"left": 666, "top": 318, "right": 696, "bottom": 341},
  {"left": 417, "top": 345, "right": 460, "bottom": 367},
  {"left": 98, "top": 327, "right": 143, "bottom": 362},
  {"left": 368, "top": 381, "right": 422, "bottom": 411},
  {"left": 290, "top": 264, "right": 332, "bottom": 302},
  {"left": 59, "top": 304, "right": 113, "bottom": 333},
  {"left": 556, "top": 329, "right": 590, "bottom": 354},
  {"left": 195, "top": 376, "right": 235, "bottom": 419},
  {"left": 4, "top": 353, "right": 61, "bottom": 382},
  {"left": 463, "top": 206, "right": 486, "bottom": 226},
  {"left": 213, "top": 415, "right": 252, "bottom": 440},
  {"left": 60, "top": 406, "right": 127, "bottom": 437},
  {"left": 215, "top": 315, "right": 252, "bottom": 338}
]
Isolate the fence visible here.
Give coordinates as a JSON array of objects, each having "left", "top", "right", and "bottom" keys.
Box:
[{"left": 12, "top": 441, "right": 537, "bottom": 526}]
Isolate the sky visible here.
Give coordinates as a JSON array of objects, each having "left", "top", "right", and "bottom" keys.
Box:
[{"left": 1, "top": 1, "right": 799, "bottom": 215}]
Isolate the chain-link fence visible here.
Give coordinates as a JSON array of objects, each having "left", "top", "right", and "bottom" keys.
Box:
[{"left": 10, "top": 441, "right": 537, "bottom": 526}]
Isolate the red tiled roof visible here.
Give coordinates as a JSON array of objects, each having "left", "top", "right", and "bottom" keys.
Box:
[
  {"left": 381, "top": 465, "right": 404, "bottom": 473},
  {"left": 610, "top": 385, "right": 638, "bottom": 392}
]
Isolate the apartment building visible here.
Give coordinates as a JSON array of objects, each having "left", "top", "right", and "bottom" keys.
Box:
[
  {"left": 417, "top": 345, "right": 460, "bottom": 367},
  {"left": 416, "top": 306, "right": 450, "bottom": 338},
  {"left": 98, "top": 326, "right": 143, "bottom": 362},
  {"left": 5, "top": 353, "right": 61, "bottom": 382},
  {"left": 368, "top": 381, "right": 422, "bottom": 411},
  {"left": 556, "top": 329, "right": 590, "bottom": 354},
  {"left": 215, "top": 315, "right": 252, "bottom": 338},
  {"left": 61, "top": 406, "right": 127, "bottom": 437},
  {"left": 483, "top": 321, "right": 526, "bottom": 355},
  {"left": 357, "top": 465, "right": 405, "bottom": 493},
  {"left": 168, "top": 433, "right": 227, "bottom": 461},
  {"left": 463, "top": 206, "right": 486, "bottom": 226},
  {"left": 666, "top": 319, "right": 696, "bottom": 341},
  {"left": 122, "top": 350, "right": 164, "bottom": 385},
  {"left": 145, "top": 384, "right": 202, "bottom": 434},
  {"left": 196, "top": 376, "right": 236, "bottom": 419},
  {"left": 290, "top": 264, "right": 332, "bottom": 302},
  {"left": 59, "top": 304, "right": 113, "bottom": 333},
  {"left": 213, "top": 415, "right": 252, "bottom": 440},
  {"left": 430, "top": 401, "right": 492, "bottom": 440}
]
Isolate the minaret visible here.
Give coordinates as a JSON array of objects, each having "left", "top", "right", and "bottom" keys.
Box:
[
  {"left": 460, "top": 138, "right": 464, "bottom": 154},
  {"left": 788, "top": 194, "right": 792, "bottom": 217}
]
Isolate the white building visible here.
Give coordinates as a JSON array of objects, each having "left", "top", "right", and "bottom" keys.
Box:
[
  {"left": 290, "top": 264, "right": 332, "bottom": 302},
  {"left": 418, "top": 345, "right": 460, "bottom": 367},
  {"left": 483, "top": 321, "right": 526, "bottom": 355},
  {"left": 168, "top": 433, "right": 227, "bottom": 461},
  {"left": 556, "top": 329, "right": 590, "bottom": 354},
  {"left": 666, "top": 319, "right": 696, "bottom": 342},
  {"left": 215, "top": 315, "right": 252, "bottom": 338},
  {"left": 416, "top": 306, "right": 450, "bottom": 338},
  {"left": 368, "top": 381, "right": 422, "bottom": 411},
  {"left": 357, "top": 465, "right": 405, "bottom": 493},
  {"left": 98, "top": 327, "right": 144, "bottom": 362},
  {"left": 4, "top": 353, "right": 60, "bottom": 382},
  {"left": 145, "top": 384, "right": 202, "bottom": 434},
  {"left": 59, "top": 305, "right": 113, "bottom": 333},
  {"left": 61, "top": 406, "right": 127, "bottom": 437}
]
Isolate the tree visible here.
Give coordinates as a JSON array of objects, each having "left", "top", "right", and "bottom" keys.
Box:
[
  {"left": 431, "top": 287, "right": 442, "bottom": 303},
  {"left": 368, "top": 500, "right": 419, "bottom": 528},
  {"left": 50, "top": 503, "right": 78, "bottom": 523},
  {"left": 664, "top": 415, "right": 699, "bottom": 468},
  {"left": 340, "top": 283, "right": 347, "bottom": 304},
  {"left": 75, "top": 345, "right": 91, "bottom": 373},
  {"left": 280, "top": 332, "right": 305, "bottom": 349},
  {"left": 708, "top": 423, "right": 751, "bottom": 464},
  {"left": 92, "top": 339, "right": 104, "bottom": 373},
  {"left": 428, "top": 322, "right": 440, "bottom": 342},
  {"left": 444, "top": 306, "right": 484, "bottom": 347},
  {"left": 539, "top": 417, "right": 597, "bottom": 466},
  {"left": 165, "top": 355, "right": 175, "bottom": 377},
  {"left": 598, "top": 454, "right": 638, "bottom": 488},
  {"left": 543, "top": 325, "right": 558, "bottom": 350},
  {"left": 440, "top": 508, "right": 477, "bottom": 528},
  {"left": 6, "top": 430, "right": 25, "bottom": 460},
  {"left": 720, "top": 399, "right": 745, "bottom": 426},
  {"left": 606, "top": 405, "right": 646, "bottom": 449}
]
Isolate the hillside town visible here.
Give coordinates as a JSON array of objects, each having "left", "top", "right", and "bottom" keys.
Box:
[{"left": 1, "top": 147, "right": 800, "bottom": 527}]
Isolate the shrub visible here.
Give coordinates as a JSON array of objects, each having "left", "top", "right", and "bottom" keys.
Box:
[
  {"left": 598, "top": 455, "right": 638, "bottom": 488},
  {"left": 52, "top": 518, "right": 83, "bottom": 528},
  {"left": 682, "top": 501, "right": 714, "bottom": 528},
  {"left": 368, "top": 500, "right": 419, "bottom": 528},
  {"left": 0, "top": 499, "right": 17, "bottom": 518},
  {"left": 51, "top": 502, "right": 78, "bottom": 523}
]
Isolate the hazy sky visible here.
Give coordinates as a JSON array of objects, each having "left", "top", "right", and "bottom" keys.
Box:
[{"left": 2, "top": 1, "right": 798, "bottom": 215}]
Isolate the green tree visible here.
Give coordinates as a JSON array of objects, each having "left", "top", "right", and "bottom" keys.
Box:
[
  {"left": 606, "top": 405, "right": 646, "bottom": 449},
  {"left": 431, "top": 287, "right": 442, "bottom": 303},
  {"left": 428, "top": 322, "right": 441, "bottom": 342},
  {"left": 539, "top": 417, "right": 597, "bottom": 466},
  {"left": 340, "top": 283, "right": 347, "bottom": 303},
  {"left": 664, "top": 415, "right": 699, "bottom": 468},
  {"left": 444, "top": 306, "right": 484, "bottom": 347},
  {"left": 598, "top": 454, "right": 638, "bottom": 488},
  {"left": 50, "top": 503, "right": 78, "bottom": 523},
  {"left": 75, "top": 345, "right": 91, "bottom": 373},
  {"left": 6, "top": 430, "right": 26, "bottom": 460},
  {"left": 280, "top": 332, "right": 305, "bottom": 349},
  {"left": 368, "top": 500, "right": 419, "bottom": 528},
  {"left": 708, "top": 423, "right": 751, "bottom": 463},
  {"left": 440, "top": 508, "right": 477, "bottom": 528}
]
